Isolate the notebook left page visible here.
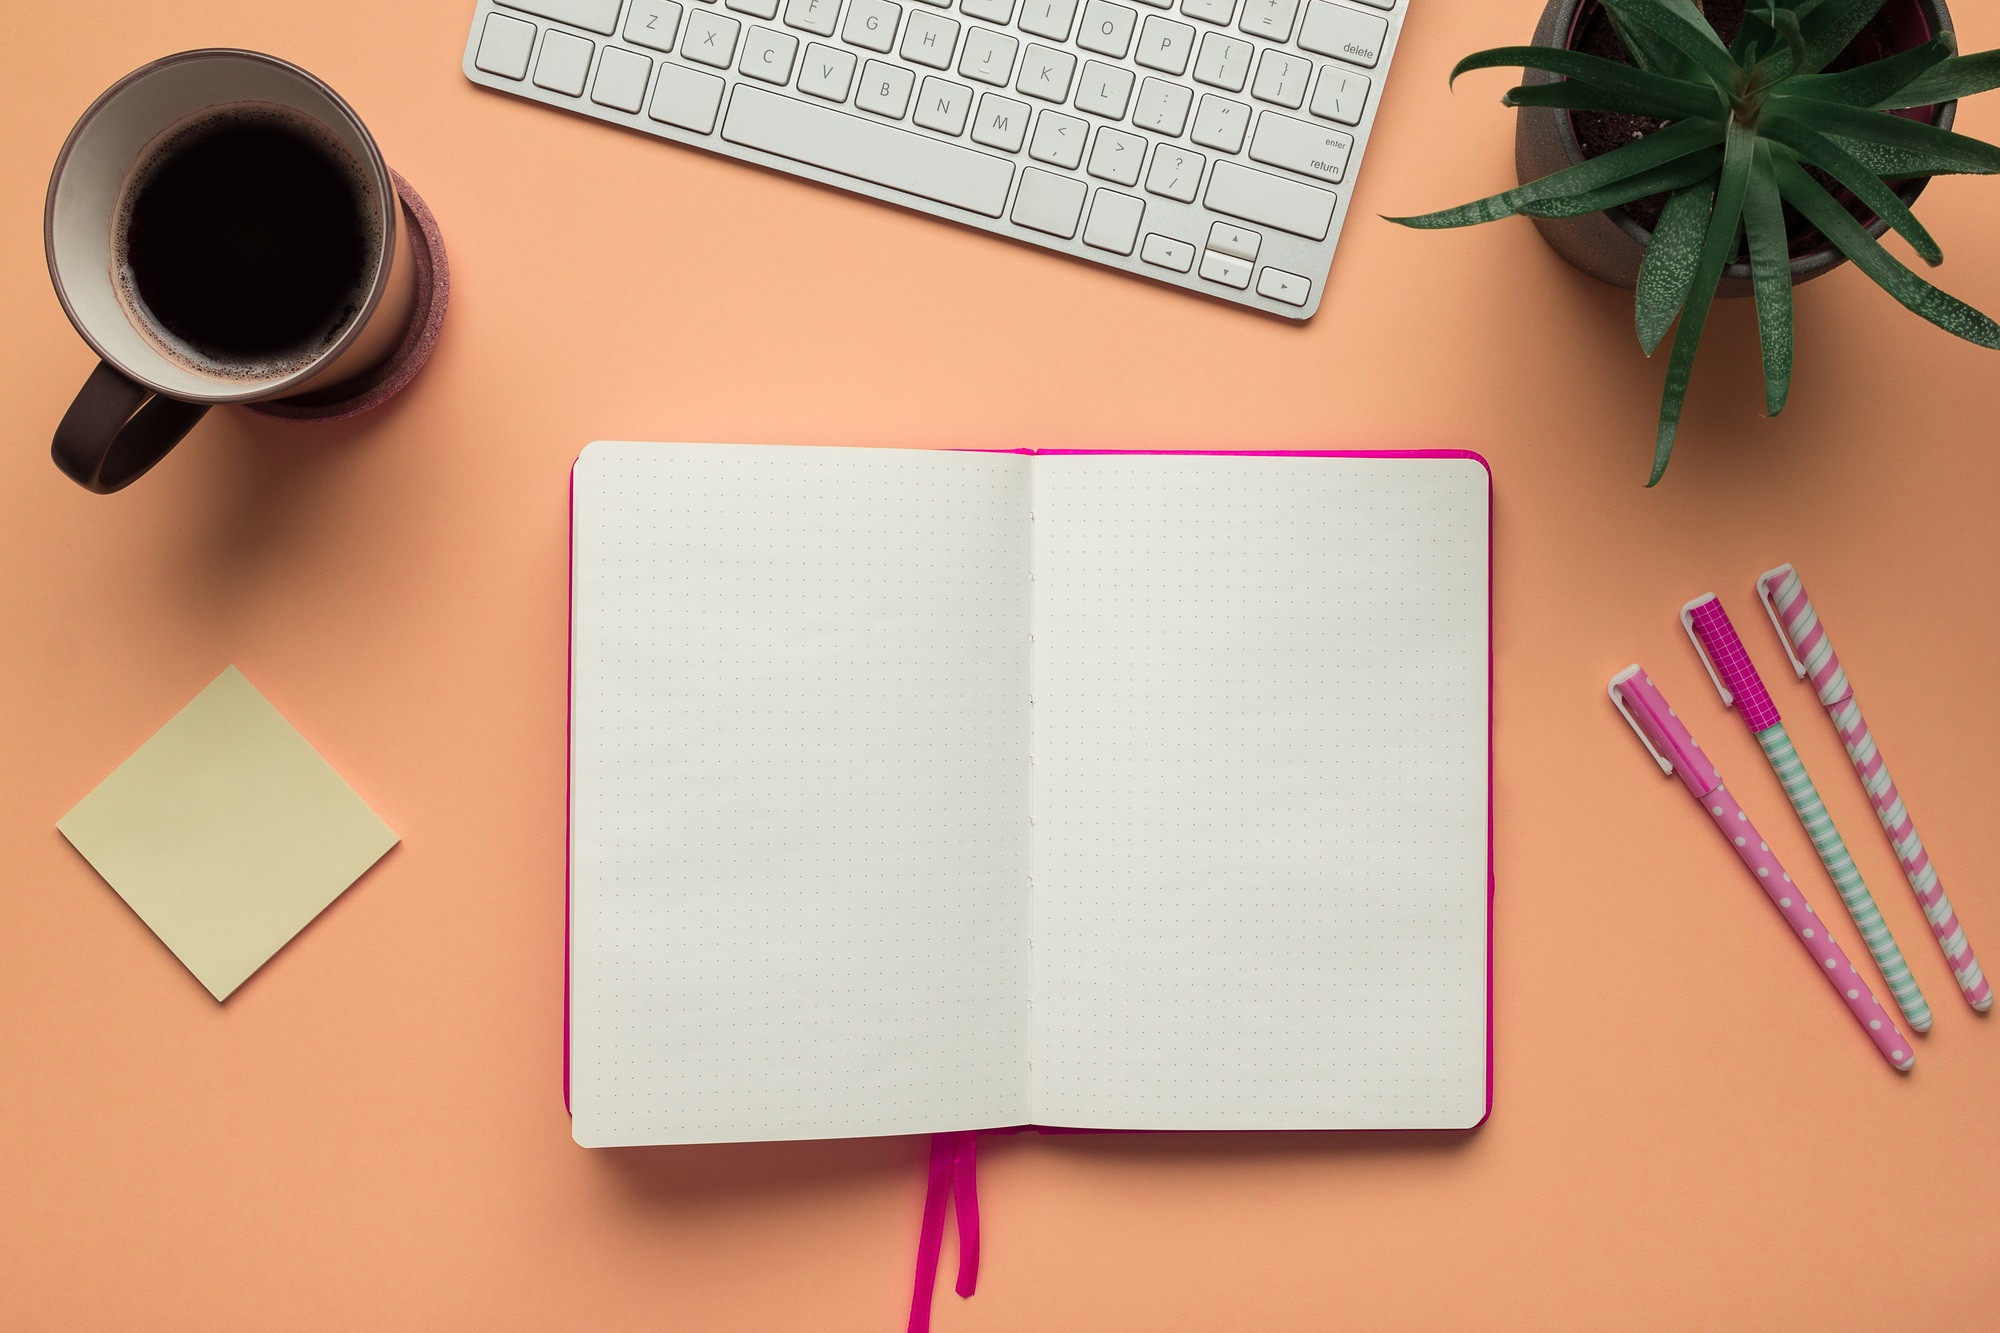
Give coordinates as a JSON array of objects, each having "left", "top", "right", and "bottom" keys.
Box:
[{"left": 570, "top": 443, "right": 1034, "bottom": 1146}]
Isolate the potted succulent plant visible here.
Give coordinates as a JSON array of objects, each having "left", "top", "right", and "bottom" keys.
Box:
[{"left": 1391, "top": 0, "right": 2000, "bottom": 484}]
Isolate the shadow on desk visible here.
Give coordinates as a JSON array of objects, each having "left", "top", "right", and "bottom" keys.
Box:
[{"left": 592, "top": 1124, "right": 1476, "bottom": 1209}]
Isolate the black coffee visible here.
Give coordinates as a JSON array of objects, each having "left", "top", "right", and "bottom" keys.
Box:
[{"left": 121, "top": 110, "right": 372, "bottom": 374}]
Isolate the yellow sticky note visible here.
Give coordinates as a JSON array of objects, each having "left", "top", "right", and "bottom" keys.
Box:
[{"left": 57, "top": 666, "right": 398, "bottom": 1001}]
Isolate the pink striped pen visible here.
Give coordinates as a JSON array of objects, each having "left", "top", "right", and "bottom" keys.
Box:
[
  {"left": 1611, "top": 665, "right": 1915, "bottom": 1070},
  {"left": 1757, "top": 564, "right": 1992, "bottom": 1011}
]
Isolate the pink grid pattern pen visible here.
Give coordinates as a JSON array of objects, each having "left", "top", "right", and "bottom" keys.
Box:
[
  {"left": 1758, "top": 564, "right": 1991, "bottom": 1011},
  {"left": 1611, "top": 665, "right": 1914, "bottom": 1070}
]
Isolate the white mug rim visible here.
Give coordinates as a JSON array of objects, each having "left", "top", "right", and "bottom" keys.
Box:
[{"left": 44, "top": 48, "right": 398, "bottom": 405}]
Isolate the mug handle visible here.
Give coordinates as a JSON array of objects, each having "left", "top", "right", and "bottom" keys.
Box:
[{"left": 52, "top": 361, "right": 209, "bottom": 494}]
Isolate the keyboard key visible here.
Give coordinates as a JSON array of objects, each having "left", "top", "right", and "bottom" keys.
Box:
[
  {"left": 1192, "top": 32, "right": 1250, "bottom": 91},
  {"left": 625, "top": 0, "right": 684, "bottom": 49},
  {"left": 1309, "top": 65, "right": 1369, "bottom": 124},
  {"left": 1019, "top": 0, "right": 1081, "bottom": 41},
  {"left": 959, "top": 27, "right": 1019, "bottom": 85},
  {"left": 474, "top": 13, "right": 536, "bottom": 79},
  {"left": 1248, "top": 110, "right": 1351, "bottom": 183},
  {"left": 962, "top": 0, "right": 1016, "bottom": 18},
  {"left": 1204, "top": 158, "right": 1335, "bottom": 237},
  {"left": 741, "top": 26, "right": 800, "bottom": 81},
  {"left": 1180, "top": 0, "right": 1234, "bottom": 23},
  {"left": 1252, "top": 49, "right": 1311, "bottom": 108},
  {"left": 1207, "top": 220, "right": 1259, "bottom": 259},
  {"left": 1347, "top": 0, "right": 1392, "bottom": 6},
  {"left": 843, "top": 0, "right": 902, "bottom": 52},
  {"left": 592, "top": 46, "right": 652, "bottom": 110},
  {"left": 972, "top": 92, "right": 1031, "bottom": 150},
  {"left": 1190, "top": 93, "right": 1248, "bottom": 151},
  {"left": 1086, "top": 126, "right": 1146, "bottom": 184},
  {"left": 798, "top": 42, "right": 859, "bottom": 98},
  {"left": 1074, "top": 61, "right": 1134, "bottom": 119},
  {"left": 1236, "top": 0, "right": 1298, "bottom": 41},
  {"left": 649, "top": 60, "right": 727, "bottom": 130},
  {"left": 1144, "top": 142, "right": 1204, "bottom": 200},
  {"left": 783, "top": 0, "right": 842, "bottom": 34},
  {"left": 683, "top": 10, "right": 741, "bottom": 65},
  {"left": 1077, "top": 0, "right": 1138, "bottom": 58},
  {"left": 1028, "top": 108, "right": 1087, "bottom": 166},
  {"left": 1134, "top": 15, "right": 1194, "bottom": 74},
  {"left": 902, "top": 11, "right": 961, "bottom": 67},
  {"left": 1141, "top": 232, "right": 1194, "bottom": 270},
  {"left": 1011, "top": 166, "right": 1088, "bottom": 236},
  {"left": 1256, "top": 265, "right": 1311, "bottom": 305},
  {"left": 1083, "top": 188, "right": 1144, "bottom": 252},
  {"left": 1132, "top": 77, "right": 1191, "bottom": 135},
  {"left": 497, "top": 0, "right": 619, "bottom": 35},
  {"left": 914, "top": 75, "right": 975, "bottom": 133},
  {"left": 533, "top": 30, "right": 594, "bottom": 94},
  {"left": 1017, "top": 45, "right": 1077, "bottom": 102},
  {"left": 723, "top": 83, "right": 1015, "bottom": 214},
  {"left": 1297, "top": 0, "right": 1386, "bottom": 67},
  {"left": 856, "top": 59, "right": 916, "bottom": 116},
  {"left": 1199, "top": 247, "right": 1251, "bottom": 287},
  {"left": 727, "top": 0, "right": 780, "bottom": 20}
]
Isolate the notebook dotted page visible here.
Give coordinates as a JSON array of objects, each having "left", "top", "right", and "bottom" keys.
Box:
[
  {"left": 1027, "top": 455, "right": 1490, "bottom": 1130},
  {"left": 570, "top": 443, "right": 1034, "bottom": 1146}
]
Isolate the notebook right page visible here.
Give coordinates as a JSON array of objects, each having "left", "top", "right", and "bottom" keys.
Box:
[{"left": 1029, "top": 453, "right": 1490, "bottom": 1131}]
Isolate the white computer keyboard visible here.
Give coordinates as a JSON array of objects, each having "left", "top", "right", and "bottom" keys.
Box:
[{"left": 461, "top": 0, "right": 1404, "bottom": 318}]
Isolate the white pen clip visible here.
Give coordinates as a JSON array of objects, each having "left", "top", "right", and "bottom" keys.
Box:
[
  {"left": 1755, "top": 564, "right": 1809, "bottom": 678},
  {"left": 1679, "top": 596, "right": 1733, "bottom": 708},
  {"left": 1608, "top": 665, "right": 1673, "bottom": 776}
]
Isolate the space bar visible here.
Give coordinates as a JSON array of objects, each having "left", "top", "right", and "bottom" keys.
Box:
[{"left": 722, "top": 86, "right": 1014, "bottom": 218}]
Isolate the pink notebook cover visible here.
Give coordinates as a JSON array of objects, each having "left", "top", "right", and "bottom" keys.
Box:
[{"left": 563, "top": 447, "right": 1496, "bottom": 1130}]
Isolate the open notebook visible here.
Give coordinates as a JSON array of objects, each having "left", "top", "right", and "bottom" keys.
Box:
[{"left": 569, "top": 443, "right": 1492, "bottom": 1148}]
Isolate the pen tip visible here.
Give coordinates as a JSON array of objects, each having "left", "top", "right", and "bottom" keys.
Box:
[{"left": 1893, "top": 1050, "right": 1914, "bottom": 1072}]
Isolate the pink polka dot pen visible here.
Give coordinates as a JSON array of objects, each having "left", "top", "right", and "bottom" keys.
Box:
[{"left": 1611, "top": 665, "right": 1915, "bottom": 1071}]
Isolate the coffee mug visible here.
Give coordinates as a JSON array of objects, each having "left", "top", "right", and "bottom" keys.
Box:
[{"left": 45, "top": 50, "right": 446, "bottom": 494}]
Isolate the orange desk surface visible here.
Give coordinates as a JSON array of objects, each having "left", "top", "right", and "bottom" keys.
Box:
[{"left": 5, "top": 1, "right": 2000, "bottom": 1328}]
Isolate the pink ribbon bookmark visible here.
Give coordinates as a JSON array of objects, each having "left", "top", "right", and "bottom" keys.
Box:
[{"left": 908, "top": 1131, "right": 980, "bottom": 1333}]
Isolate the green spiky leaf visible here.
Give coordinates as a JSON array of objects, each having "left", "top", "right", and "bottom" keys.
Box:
[
  {"left": 1601, "top": 0, "right": 1740, "bottom": 90},
  {"left": 1635, "top": 181, "right": 1714, "bottom": 355},
  {"left": 1516, "top": 147, "right": 1725, "bottom": 217},
  {"left": 1451, "top": 46, "right": 1716, "bottom": 119},
  {"left": 1772, "top": 147, "right": 2000, "bottom": 347},
  {"left": 1385, "top": 118, "right": 1725, "bottom": 229},
  {"left": 1781, "top": 98, "right": 2000, "bottom": 171},
  {"left": 1743, "top": 141, "right": 1795, "bottom": 416},
  {"left": 1500, "top": 78, "right": 1709, "bottom": 121},
  {"left": 1758, "top": 107, "right": 1944, "bottom": 263},
  {"left": 1603, "top": 4, "right": 1699, "bottom": 79},
  {"left": 1879, "top": 49, "right": 2000, "bottom": 108},
  {"left": 1797, "top": 0, "right": 1893, "bottom": 76},
  {"left": 1783, "top": 33, "right": 1954, "bottom": 106},
  {"left": 1824, "top": 133, "right": 1991, "bottom": 176},
  {"left": 1648, "top": 118, "right": 1759, "bottom": 486}
]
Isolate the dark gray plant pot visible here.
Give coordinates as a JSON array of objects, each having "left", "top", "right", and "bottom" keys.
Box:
[{"left": 1514, "top": 0, "right": 1956, "bottom": 296}]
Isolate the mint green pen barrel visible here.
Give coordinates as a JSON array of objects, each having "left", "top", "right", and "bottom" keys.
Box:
[
  {"left": 1681, "top": 592, "right": 1933, "bottom": 1037},
  {"left": 1758, "top": 722, "right": 1932, "bottom": 1033}
]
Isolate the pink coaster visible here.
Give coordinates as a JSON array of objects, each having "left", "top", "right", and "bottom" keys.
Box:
[{"left": 247, "top": 170, "right": 449, "bottom": 422}]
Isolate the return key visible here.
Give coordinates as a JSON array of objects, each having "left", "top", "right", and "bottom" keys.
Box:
[{"left": 1248, "top": 111, "right": 1353, "bottom": 185}]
